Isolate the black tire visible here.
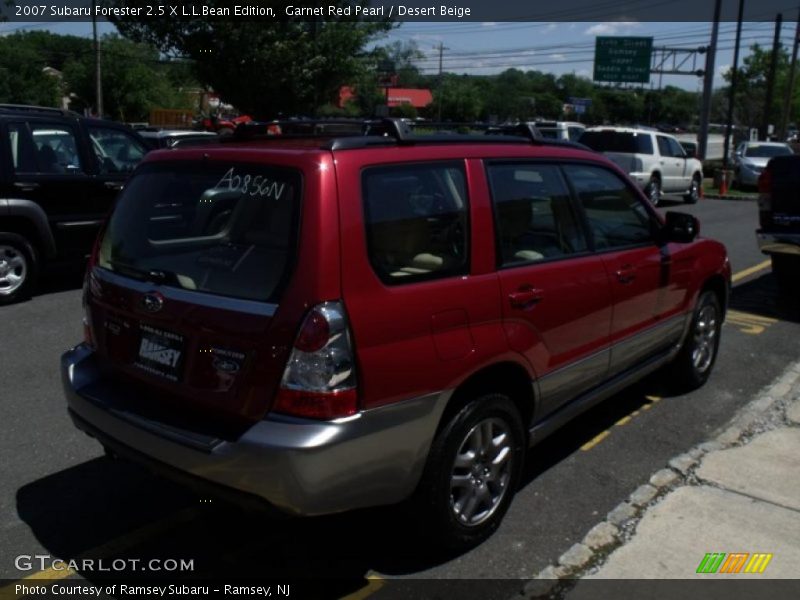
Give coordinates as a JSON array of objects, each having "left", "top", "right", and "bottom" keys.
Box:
[
  {"left": 684, "top": 174, "right": 701, "bottom": 204},
  {"left": 771, "top": 254, "right": 799, "bottom": 295},
  {"left": 0, "top": 232, "right": 38, "bottom": 306},
  {"left": 412, "top": 394, "right": 525, "bottom": 551},
  {"left": 669, "top": 290, "right": 722, "bottom": 391},
  {"left": 645, "top": 176, "right": 662, "bottom": 207}
]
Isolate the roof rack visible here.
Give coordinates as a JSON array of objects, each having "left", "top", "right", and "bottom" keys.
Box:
[
  {"left": 0, "top": 104, "right": 78, "bottom": 117},
  {"left": 220, "top": 117, "right": 590, "bottom": 151}
]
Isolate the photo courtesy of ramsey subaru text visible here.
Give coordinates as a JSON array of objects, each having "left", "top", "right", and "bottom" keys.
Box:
[{"left": 62, "top": 120, "right": 731, "bottom": 550}]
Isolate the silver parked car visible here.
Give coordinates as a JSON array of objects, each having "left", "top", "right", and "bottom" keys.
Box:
[{"left": 733, "top": 141, "right": 794, "bottom": 188}]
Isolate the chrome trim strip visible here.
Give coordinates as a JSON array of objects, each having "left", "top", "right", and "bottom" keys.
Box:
[
  {"left": 55, "top": 220, "right": 103, "bottom": 228},
  {"left": 94, "top": 267, "right": 278, "bottom": 317}
]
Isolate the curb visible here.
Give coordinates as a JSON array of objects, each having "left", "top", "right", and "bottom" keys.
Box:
[
  {"left": 516, "top": 360, "right": 800, "bottom": 600},
  {"left": 701, "top": 193, "right": 757, "bottom": 201}
]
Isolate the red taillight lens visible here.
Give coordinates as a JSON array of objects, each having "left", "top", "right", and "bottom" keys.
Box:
[
  {"left": 758, "top": 168, "right": 772, "bottom": 194},
  {"left": 294, "top": 309, "right": 330, "bottom": 352},
  {"left": 273, "top": 388, "right": 357, "bottom": 420},
  {"left": 275, "top": 301, "right": 358, "bottom": 420}
]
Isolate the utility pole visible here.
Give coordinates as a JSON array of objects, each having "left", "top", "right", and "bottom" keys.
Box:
[
  {"left": 723, "top": 0, "right": 746, "bottom": 173},
  {"left": 435, "top": 42, "right": 448, "bottom": 122},
  {"left": 780, "top": 9, "right": 800, "bottom": 140},
  {"left": 92, "top": 1, "right": 103, "bottom": 117},
  {"left": 762, "top": 13, "right": 783, "bottom": 140},
  {"left": 698, "top": 0, "right": 722, "bottom": 160}
]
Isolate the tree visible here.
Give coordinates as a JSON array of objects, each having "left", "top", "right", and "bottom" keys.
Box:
[
  {"left": 108, "top": 3, "right": 391, "bottom": 118},
  {"left": 0, "top": 33, "right": 62, "bottom": 106},
  {"left": 63, "top": 34, "right": 195, "bottom": 121},
  {"left": 724, "top": 43, "right": 796, "bottom": 132},
  {"left": 374, "top": 40, "right": 425, "bottom": 88}
]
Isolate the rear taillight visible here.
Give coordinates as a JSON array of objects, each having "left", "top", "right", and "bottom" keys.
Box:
[
  {"left": 82, "top": 231, "right": 104, "bottom": 348},
  {"left": 758, "top": 169, "right": 773, "bottom": 220},
  {"left": 273, "top": 301, "right": 358, "bottom": 420},
  {"left": 758, "top": 168, "right": 772, "bottom": 196}
]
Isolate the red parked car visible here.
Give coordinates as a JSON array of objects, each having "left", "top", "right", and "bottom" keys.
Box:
[{"left": 62, "top": 121, "right": 730, "bottom": 549}]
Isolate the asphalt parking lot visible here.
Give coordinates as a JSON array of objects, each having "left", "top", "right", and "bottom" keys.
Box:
[{"left": 1, "top": 198, "right": 798, "bottom": 598}]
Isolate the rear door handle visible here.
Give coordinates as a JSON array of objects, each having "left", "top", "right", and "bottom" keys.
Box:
[
  {"left": 615, "top": 264, "right": 636, "bottom": 284},
  {"left": 508, "top": 285, "right": 543, "bottom": 310},
  {"left": 103, "top": 181, "right": 124, "bottom": 191},
  {"left": 13, "top": 182, "right": 40, "bottom": 192}
]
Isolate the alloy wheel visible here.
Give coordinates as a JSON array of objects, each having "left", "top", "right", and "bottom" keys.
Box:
[
  {"left": 692, "top": 304, "right": 718, "bottom": 374},
  {"left": 449, "top": 417, "right": 514, "bottom": 527},
  {"left": 0, "top": 245, "right": 28, "bottom": 297}
]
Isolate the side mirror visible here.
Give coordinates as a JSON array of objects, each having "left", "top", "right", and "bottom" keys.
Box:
[{"left": 661, "top": 211, "right": 699, "bottom": 243}]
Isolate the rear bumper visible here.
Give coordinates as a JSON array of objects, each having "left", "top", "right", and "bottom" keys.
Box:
[
  {"left": 62, "top": 344, "right": 449, "bottom": 516},
  {"left": 757, "top": 230, "right": 800, "bottom": 256}
]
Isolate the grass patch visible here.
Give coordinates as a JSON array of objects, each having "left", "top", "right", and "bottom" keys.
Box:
[{"left": 702, "top": 178, "right": 757, "bottom": 197}]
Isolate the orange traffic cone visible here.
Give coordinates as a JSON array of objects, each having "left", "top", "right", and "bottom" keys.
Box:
[{"left": 719, "top": 176, "right": 728, "bottom": 196}]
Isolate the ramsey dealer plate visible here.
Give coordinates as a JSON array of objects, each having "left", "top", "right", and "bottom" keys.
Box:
[{"left": 134, "top": 324, "right": 184, "bottom": 381}]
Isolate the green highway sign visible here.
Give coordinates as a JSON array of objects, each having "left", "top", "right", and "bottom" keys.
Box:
[{"left": 594, "top": 36, "right": 653, "bottom": 84}]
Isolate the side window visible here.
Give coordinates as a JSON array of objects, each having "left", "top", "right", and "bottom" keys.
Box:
[
  {"left": 88, "top": 127, "right": 147, "bottom": 175},
  {"left": 363, "top": 162, "right": 468, "bottom": 284},
  {"left": 668, "top": 138, "right": 686, "bottom": 158},
  {"left": 487, "top": 163, "right": 587, "bottom": 266},
  {"left": 30, "top": 124, "right": 84, "bottom": 173},
  {"left": 564, "top": 165, "right": 654, "bottom": 250},
  {"left": 656, "top": 135, "right": 673, "bottom": 157},
  {"left": 8, "top": 123, "right": 84, "bottom": 174},
  {"left": 7, "top": 123, "right": 38, "bottom": 173},
  {"left": 568, "top": 127, "right": 584, "bottom": 142}
]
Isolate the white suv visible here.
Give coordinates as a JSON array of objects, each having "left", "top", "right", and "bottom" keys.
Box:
[
  {"left": 533, "top": 121, "right": 586, "bottom": 142},
  {"left": 579, "top": 127, "right": 703, "bottom": 206}
]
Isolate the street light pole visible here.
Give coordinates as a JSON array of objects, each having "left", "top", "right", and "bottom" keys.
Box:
[
  {"left": 723, "top": 0, "right": 745, "bottom": 172},
  {"left": 92, "top": 1, "right": 103, "bottom": 117},
  {"left": 698, "top": 0, "right": 722, "bottom": 161},
  {"left": 780, "top": 9, "right": 800, "bottom": 140}
]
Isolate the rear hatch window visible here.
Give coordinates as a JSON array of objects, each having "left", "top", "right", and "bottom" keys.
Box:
[
  {"left": 98, "top": 161, "right": 301, "bottom": 302},
  {"left": 579, "top": 131, "right": 654, "bottom": 155}
]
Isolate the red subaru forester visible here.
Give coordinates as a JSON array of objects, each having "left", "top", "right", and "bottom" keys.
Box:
[{"left": 62, "top": 121, "right": 730, "bottom": 549}]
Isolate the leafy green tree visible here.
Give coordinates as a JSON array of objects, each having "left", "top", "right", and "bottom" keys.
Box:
[
  {"left": 0, "top": 33, "right": 61, "bottom": 106},
  {"left": 108, "top": 2, "right": 391, "bottom": 118},
  {"left": 63, "top": 34, "right": 194, "bottom": 121},
  {"left": 724, "top": 43, "right": 798, "bottom": 134},
  {"left": 431, "top": 74, "right": 484, "bottom": 122}
]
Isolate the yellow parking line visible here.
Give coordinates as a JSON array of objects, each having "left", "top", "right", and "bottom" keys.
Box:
[
  {"left": 580, "top": 430, "right": 610, "bottom": 451},
  {"left": 340, "top": 575, "right": 385, "bottom": 600},
  {"left": 581, "top": 395, "right": 663, "bottom": 452},
  {"left": 0, "top": 507, "right": 200, "bottom": 598},
  {"left": 731, "top": 260, "right": 771, "bottom": 283}
]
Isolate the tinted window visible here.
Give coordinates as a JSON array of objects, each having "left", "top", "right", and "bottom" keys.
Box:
[
  {"left": 568, "top": 126, "right": 585, "bottom": 141},
  {"left": 98, "top": 162, "right": 301, "bottom": 302},
  {"left": 668, "top": 138, "right": 686, "bottom": 158},
  {"left": 537, "top": 128, "right": 561, "bottom": 140},
  {"left": 579, "top": 131, "right": 654, "bottom": 155},
  {"left": 89, "top": 126, "right": 147, "bottom": 174},
  {"left": 363, "top": 162, "right": 468, "bottom": 284},
  {"left": 656, "top": 136, "right": 673, "bottom": 157},
  {"left": 8, "top": 123, "right": 84, "bottom": 174},
  {"left": 487, "top": 163, "right": 587, "bottom": 265},
  {"left": 564, "top": 165, "right": 653, "bottom": 249}
]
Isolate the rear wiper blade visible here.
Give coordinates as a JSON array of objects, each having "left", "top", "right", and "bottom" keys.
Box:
[{"left": 107, "top": 261, "right": 180, "bottom": 286}]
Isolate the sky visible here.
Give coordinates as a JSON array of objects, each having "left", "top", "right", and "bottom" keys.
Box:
[{"left": 1, "top": 18, "right": 798, "bottom": 92}]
